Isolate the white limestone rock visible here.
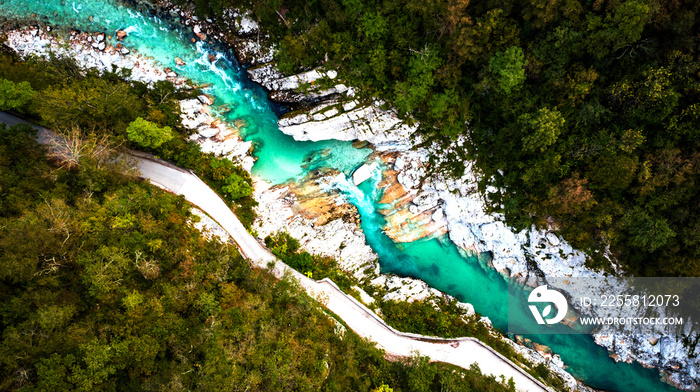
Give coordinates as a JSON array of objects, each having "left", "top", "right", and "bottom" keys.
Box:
[
  {"left": 352, "top": 163, "right": 374, "bottom": 185},
  {"left": 179, "top": 99, "right": 255, "bottom": 170},
  {"left": 372, "top": 275, "right": 443, "bottom": 303},
  {"left": 247, "top": 64, "right": 285, "bottom": 88},
  {"left": 4, "top": 28, "right": 186, "bottom": 87},
  {"left": 197, "top": 124, "right": 219, "bottom": 138},
  {"left": 221, "top": 9, "right": 259, "bottom": 35},
  {"left": 278, "top": 100, "right": 416, "bottom": 150}
]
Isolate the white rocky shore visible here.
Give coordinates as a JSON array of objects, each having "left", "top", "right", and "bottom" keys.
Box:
[
  {"left": 179, "top": 96, "right": 255, "bottom": 171},
  {"left": 5, "top": 27, "right": 186, "bottom": 86}
]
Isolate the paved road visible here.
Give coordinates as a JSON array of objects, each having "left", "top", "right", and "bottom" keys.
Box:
[{"left": 1, "top": 112, "right": 552, "bottom": 392}]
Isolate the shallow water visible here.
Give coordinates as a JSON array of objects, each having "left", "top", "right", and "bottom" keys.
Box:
[{"left": 0, "top": 1, "right": 681, "bottom": 390}]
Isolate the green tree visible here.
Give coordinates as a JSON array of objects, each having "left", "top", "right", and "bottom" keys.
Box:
[
  {"left": 126, "top": 117, "right": 174, "bottom": 148},
  {"left": 585, "top": 0, "right": 650, "bottom": 58},
  {"left": 394, "top": 48, "right": 441, "bottom": 115},
  {"left": 520, "top": 107, "right": 565, "bottom": 152},
  {"left": 0, "top": 78, "right": 35, "bottom": 111},
  {"left": 521, "top": 0, "right": 582, "bottom": 28},
  {"left": 621, "top": 207, "right": 676, "bottom": 252},
  {"left": 35, "top": 77, "right": 141, "bottom": 131},
  {"left": 360, "top": 11, "right": 389, "bottom": 41},
  {"left": 449, "top": 9, "right": 520, "bottom": 64},
  {"left": 488, "top": 46, "right": 527, "bottom": 94},
  {"left": 587, "top": 155, "right": 638, "bottom": 190}
]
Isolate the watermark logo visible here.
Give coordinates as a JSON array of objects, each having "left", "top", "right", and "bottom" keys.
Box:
[
  {"left": 509, "top": 277, "right": 697, "bottom": 335},
  {"left": 528, "top": 285, "right": 568, "bottom": 325}
]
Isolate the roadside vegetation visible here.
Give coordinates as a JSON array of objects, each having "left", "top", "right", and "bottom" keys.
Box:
[
  {"left": 0, "top": 49, "right": 257, "bottom": 227},
  {"left": 0, "top": 121, "right": 519, "bottom": 391},
  {"left": 265, "top": 232, "right": 570, "bottom": 390},
  {"left": 181, "top": 0, "right": 700, "bottom": 276}
]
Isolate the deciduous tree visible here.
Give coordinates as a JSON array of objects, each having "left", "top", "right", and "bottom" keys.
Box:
[
  {"left": 0, "top": 78, "right": 34, "bottom": 111},
  {"left": 126, "top": 117, "right": 174, "bottom": 148}
]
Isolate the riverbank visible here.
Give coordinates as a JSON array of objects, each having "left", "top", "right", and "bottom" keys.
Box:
[
  {"left": 164, "top": 3, "right": 700, "bottom": 391},
  {"left": 0, "top": 20, "right": 578, "bottom": 390}
]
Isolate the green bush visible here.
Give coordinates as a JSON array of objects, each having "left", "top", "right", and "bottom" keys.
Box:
[
  {"left": 0, "top": 78, "right": 35, "bottom": 111},
  {"left": 126, "top": 117, "right": 174, "bottom": 148}
]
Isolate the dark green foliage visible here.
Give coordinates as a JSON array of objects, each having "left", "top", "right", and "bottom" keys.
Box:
[
  {"left": 201, "top": 156, "right": 256, "bottom": 227},
  {"left": 0, "top": 126, "right": 514, "bottom": 392},
  {"left": 0, "top": 52, "right": 82, "bottom": 91},
  {"left": 532, "top": 363, "right": 550, "bottom": 381},
  {"left": 0, "top": 124, "right": 51, "bottom": 218},
  {"left": 0, "top": 52, "right": 185, "bottom": 135},
  {"left": 263, "top": 232, "right": 527, "bottom": 376},
  {"left": 377, "top": 298, "right": 521, "bottom": 364},
  {"left": 185, "top": 0, "right": 700, "bottom": 276},
  {"left": 33, "top": 76, "right": 142, "bottom": 131}
]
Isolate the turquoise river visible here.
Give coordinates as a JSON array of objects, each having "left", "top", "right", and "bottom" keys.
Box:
[{"left": 0, "top": 1, "right": 681, "bottom": 391}]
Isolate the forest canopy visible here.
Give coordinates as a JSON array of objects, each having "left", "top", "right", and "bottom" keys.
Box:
[{"left": 180, "top": 0, "right": 700, "bottom": 276}]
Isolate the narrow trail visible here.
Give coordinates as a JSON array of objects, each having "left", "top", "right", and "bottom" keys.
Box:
[{"left": 1, "top": 112, "right": 551, "bottom": 392}]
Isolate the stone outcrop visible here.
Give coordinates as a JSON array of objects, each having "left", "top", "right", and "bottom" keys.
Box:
[
  {"left": 252, "top": 172, "right": 452, "bottom": 305},
  {"left": 375, "top": 153, "right": 448, "bottom": 243},
  {"left": 252, "top": 174, "right": 376, "bottom": 279},
  {"left": 277, "top": 99, "right": 416, "bottom": 151},
  {"left": 352, "top": 163, "right": 373, "bottom": 185}
]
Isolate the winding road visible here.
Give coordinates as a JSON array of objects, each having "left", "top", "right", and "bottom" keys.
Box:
[{"left": 1, "top": 112, "right": 552, "bottom": 392}]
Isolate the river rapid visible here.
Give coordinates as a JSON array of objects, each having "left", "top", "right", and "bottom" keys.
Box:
[{"left": 0, "top": 1, "right": 682, "bottom": 390}]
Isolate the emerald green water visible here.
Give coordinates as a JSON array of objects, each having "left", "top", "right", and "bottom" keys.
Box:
[{"left": 0, "top": 1, "right": 680, "bottom": 391}]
